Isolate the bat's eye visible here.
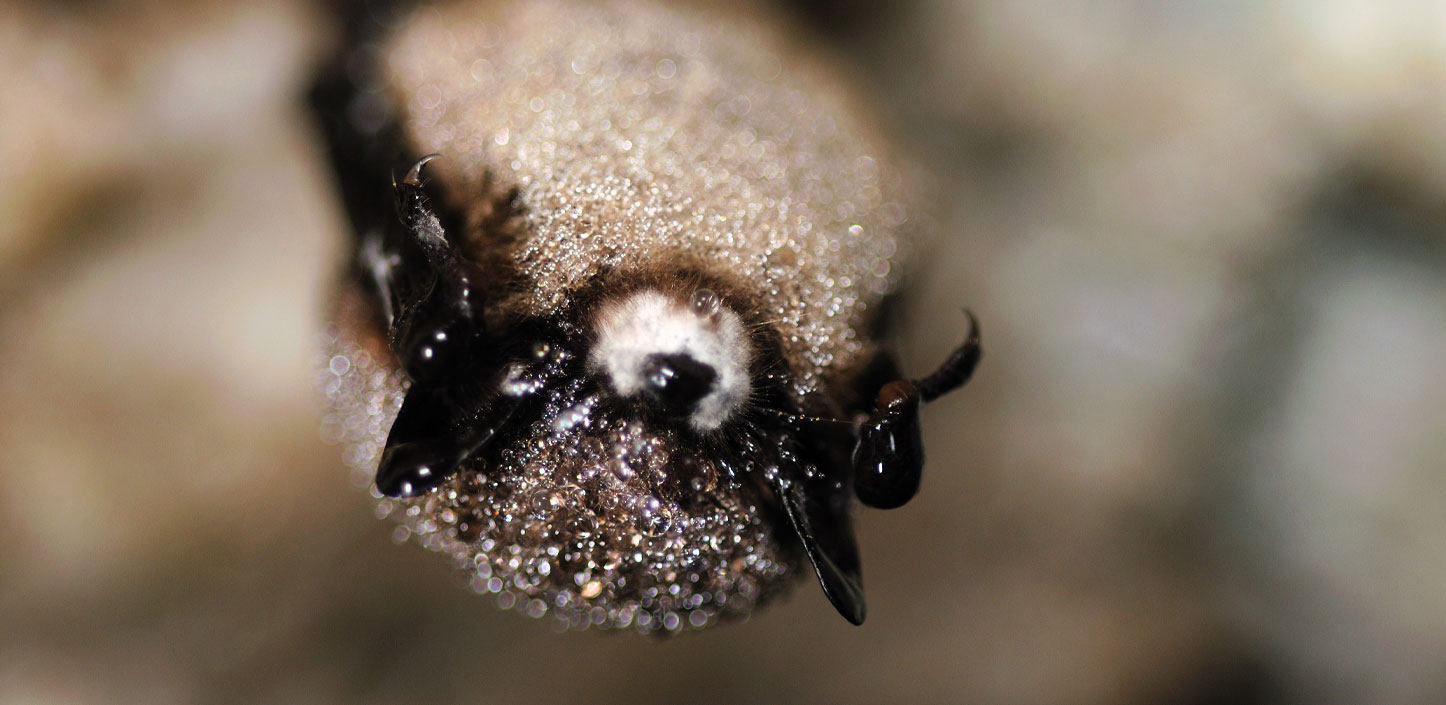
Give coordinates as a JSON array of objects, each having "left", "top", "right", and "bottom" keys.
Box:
[
  {"left": 590, "top": 288, "right": 752, "bottom": 432},
  {"left": 641, "top": 352, "right": 717, "bottom": 412}
]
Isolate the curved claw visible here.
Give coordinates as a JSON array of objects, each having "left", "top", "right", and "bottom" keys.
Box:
[
  {"left": 850, "top": 308, "right": 980, "bottom": 510},
  {"left": 914, "top": 309, "right": 982, "bottom": 402},
  {"left": 393, "top": 154, "right": 451, "bottom": 253},
  {"left": 402, "top": 153, "right": 441, "bottom": 187}
]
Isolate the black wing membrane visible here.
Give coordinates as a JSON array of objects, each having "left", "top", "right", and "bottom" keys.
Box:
[
  {"left": 776, "top": 466, "right": 866, "bottom": 625},
  {"left": 307, "top": 0, "right": 421, "bottom": 255},
  {"left": 309, "top": 69, "right": 405, "bottom": 252}
]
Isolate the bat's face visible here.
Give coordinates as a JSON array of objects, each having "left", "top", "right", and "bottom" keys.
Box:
[
  {"left": 314, "top": 0, "right": 981, "bottom": 633},
  {"left": 325, "top": 228, "right": 829, "bottom": 630}
]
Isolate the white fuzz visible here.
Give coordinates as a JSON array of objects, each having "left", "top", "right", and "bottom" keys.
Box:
[{"left": 590, "top": 290, "right": 751, "bottom": 431}]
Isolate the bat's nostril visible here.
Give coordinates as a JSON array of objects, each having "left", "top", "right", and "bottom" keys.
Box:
[{"left": 640, "top": 353, "right": 718, "bottom": 412}]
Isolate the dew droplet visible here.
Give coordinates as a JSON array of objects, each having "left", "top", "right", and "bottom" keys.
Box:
[{"left": 690, "top": 288, "right": 721, "bottom": 317}]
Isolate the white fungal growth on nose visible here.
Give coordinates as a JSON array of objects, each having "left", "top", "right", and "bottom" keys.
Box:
[{"left": 590, "top": 289, "right": 751, "bottom": 431}]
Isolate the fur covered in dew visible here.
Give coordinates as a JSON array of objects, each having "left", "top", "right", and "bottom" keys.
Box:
[{"left": 322, "top": 0, "right": 916, "bottom": 633}]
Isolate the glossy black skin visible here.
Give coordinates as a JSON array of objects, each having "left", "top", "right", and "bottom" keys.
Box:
[
  {"left": 641, "top": 352, "right": 718, "bottom": 413},
  {"left": 310, "top": 20, "right": 981, "bottom": 625},
  {"left": 852, "top": 380, "right": 926, "bottom": 510},
  {"left": 853, "top": 311, "right": 983, "bottom": 510},
  {"left": 359, "top": 161, "right": 983, "bottom": 623},
  {"left": 792, "top": 316, "right": 981, "bottom": 622},
  {"left": 364, "top": 159, "right": 493, "bottom": 497}
]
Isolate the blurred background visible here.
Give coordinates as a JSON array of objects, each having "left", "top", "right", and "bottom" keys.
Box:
[{"left": 2, "top": 0, "right": 1443, "bottom": 703}]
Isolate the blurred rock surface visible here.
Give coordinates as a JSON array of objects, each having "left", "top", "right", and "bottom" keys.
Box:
[{"left": 1, "top": 1, "right": 1442, "bottom": 704}]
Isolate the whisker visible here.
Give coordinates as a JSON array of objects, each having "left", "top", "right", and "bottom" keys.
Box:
[{"left": 759, "top": 406, "right": 853, "bottom": 427}]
